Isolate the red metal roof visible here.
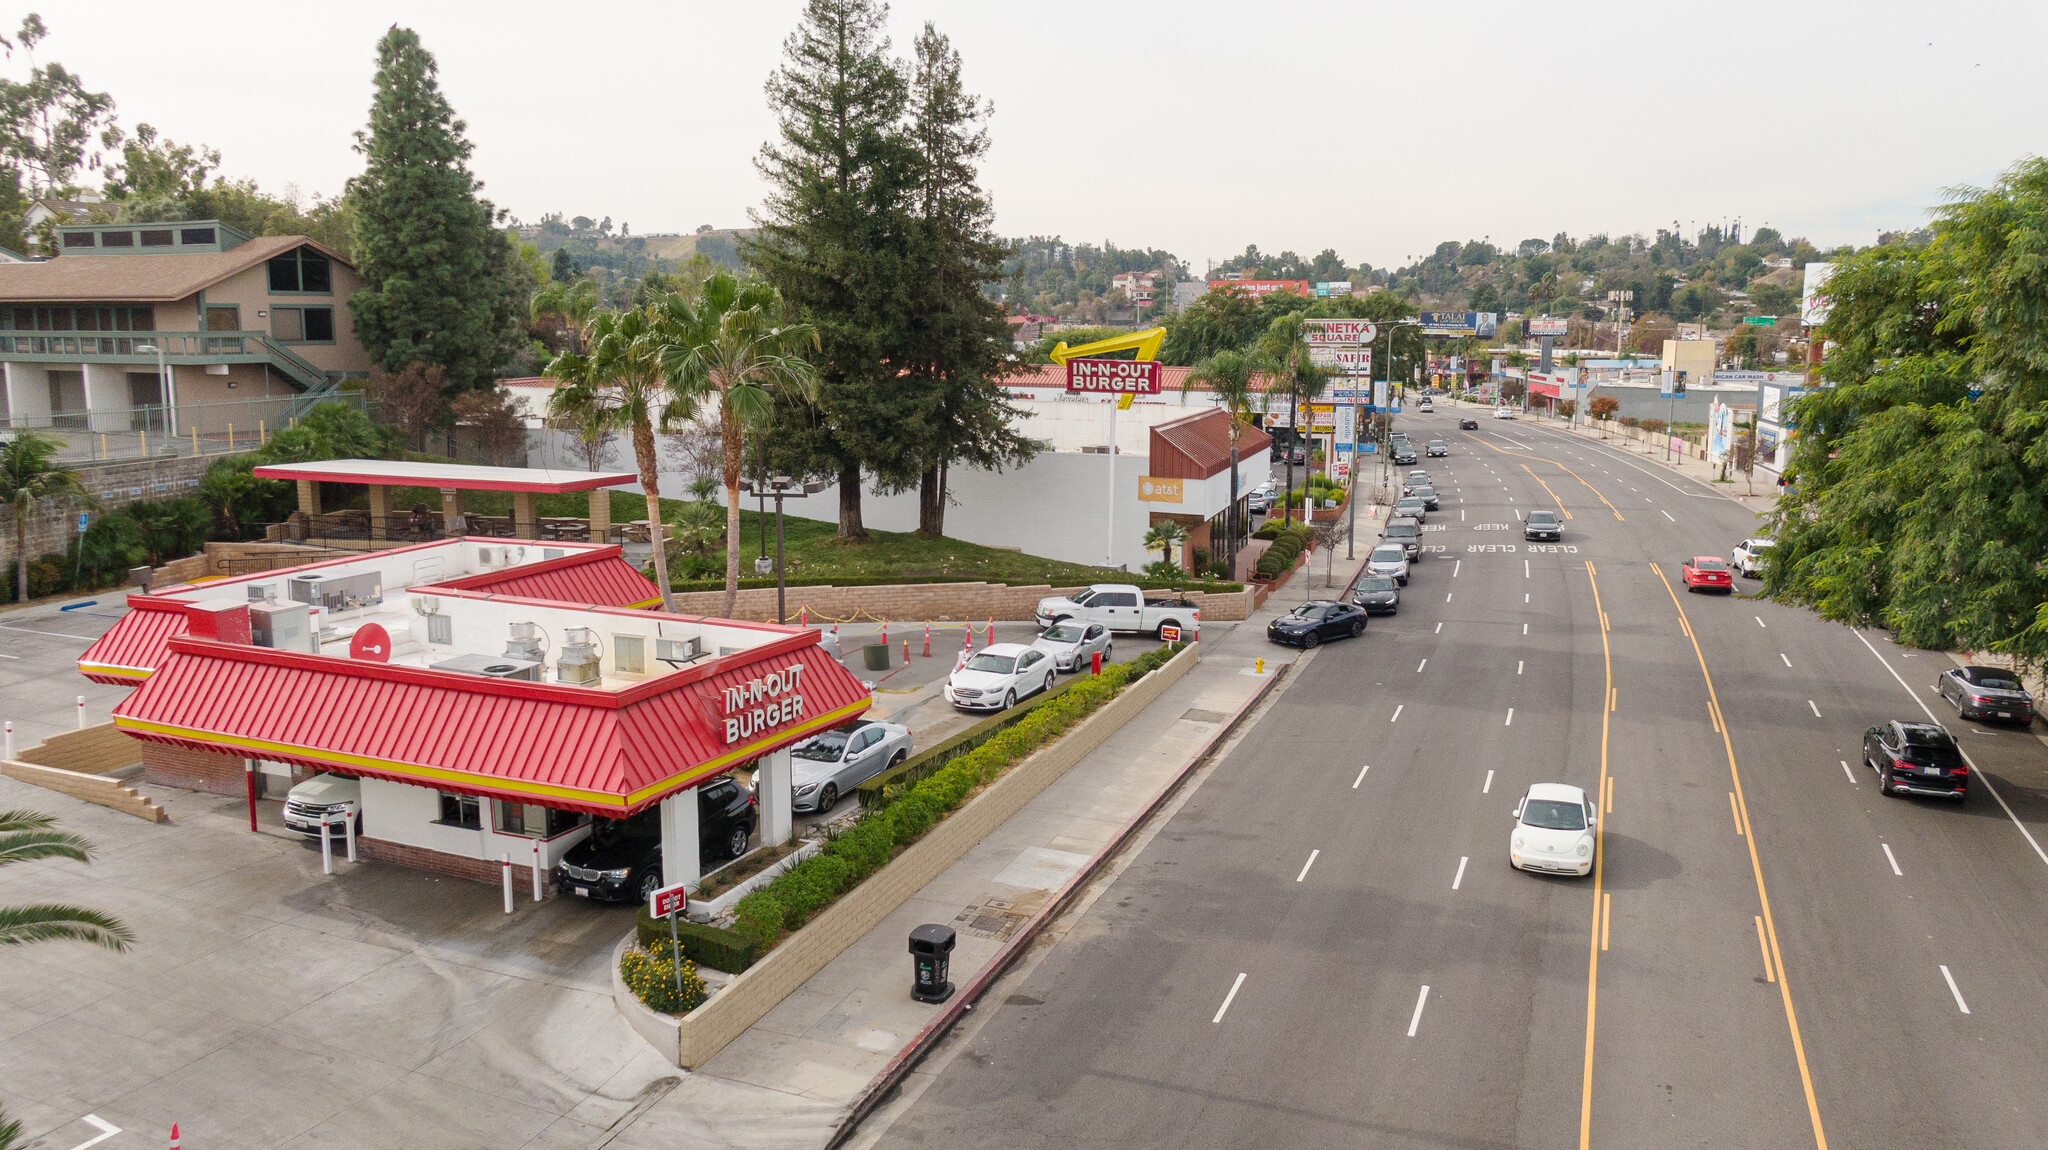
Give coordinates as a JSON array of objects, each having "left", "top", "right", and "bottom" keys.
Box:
[
  {"left": 251, "top": 459, "right": 635, "bottom": 493},
  {"left": 78, "top": 598, "right": 190, "bottom": 685},
  {"left": 430, "top": 547, "right": 661, "bottom": 608},
  {"left": 113, "top": 627, "right": 872, "bottom": 816}
]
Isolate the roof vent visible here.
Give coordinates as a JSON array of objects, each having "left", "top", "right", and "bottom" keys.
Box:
[
  {"left": 505, "top": 621, "right": 546, "bottom": 661},
  {"left": 556, "top": 627, "right": 601, "bottom": 685}
]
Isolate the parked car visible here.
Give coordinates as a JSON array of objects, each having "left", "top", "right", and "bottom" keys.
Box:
[
  {"left": 555, "top": 777, "right": 756, "bottom": 904},
  {"left": 1381, "top": 517, "right": 1423, "bottom": 561},
  {"left": 1412, "top": 484, "right": 1441, "bottom": 511},
  {"left": 1035, "top": 583, "right": 1199, "bottom": 638},
  {"left": 786, "top": 719, "right": 912, "bottom": 814},
  {"left": 1352, "top": 573, "right": 1402, "bottom": 613},
  {"left": 1525, "top": 510, "right": 1562, "bottom": 541},
  {"left": 1509, "top": 783, "right": 1596, "bottom": 876},
  {"left": 1394, "top": 496, "right": 1429, "bottom": 522},
  {"left": 1392, "top": 443, "right": 1417, "bottom": 465},
  {"left": 1267, "top": 599, "right": 1367, "bottom": 648},
  {"left": 1032, "top": 619, "right": 1113, "bottom": 672},
  {"left": 1402, "top": 470, "right": 1431, "bottom": 496},
  {"left": 1731, "top": 536, "right": 1775, "bottom": 577},
  {"left": 1418, "top": 399, "right": 1435, "bottom": 412},
  {"left": 1365, "top": 544, "right": 1411, "bottom": 585},
  {"left": 1492, "top": 407, "right": 1515, "bottom": 420},
  {"left": 1936, "top": 666, "right": 2037, "bottom": 724},
  {"left": 1680, "top": 556, "right": 1733, "bottom": 592},
  {"left": 1863, "top": 720, "right": 1969, "bottom": 799},
  {"left": 945, "top": 642, "right": 1057, "bottom": 711},
  {"left": 1459, "top": 418, "right": 1480, "bottom": 430},
  {"left": 1247, "top": 488, "right": 1272, "bottom": 514},
  {"left": 283, "top": 773, "right": 361, "bottom": 838},
  {"left": 1427, "top": 439, "right": 1448, "bottom": 457}
]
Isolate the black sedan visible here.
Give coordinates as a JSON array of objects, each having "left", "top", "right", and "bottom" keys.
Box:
[
  {"left": 555, "top": 776, "right": 758, "bottom": 903},
  {"left": 1863, "top": 721, "right": 1969, "bottom": 800},
  {"left": 1412, "top": 484, "right": 1441, "bottom": 510},
  {"left": 1268, "top": 600, "right": 1368, "bottom": 648},
  {"left": 1351, "top": 575, "right": 1401, "bottom": 615},
  {"left": 1459, "top": 418, "right": 1480, "bottom": 430},
  {"left": 1392, "top": 445, "right": 1417, "bottom": 465},
  {"left": 1525, "top": 510, "right": 1562, "bottom": 541},
  {"left": 1937, "top": 665, "right": 2036, "bottom": 723}
]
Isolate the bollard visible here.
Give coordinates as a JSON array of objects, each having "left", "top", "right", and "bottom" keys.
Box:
[
  {"left": 319, "top": 815, "right": 334, "bottom": 875},
  {"left": 800, "top": 605, "right": 808, "bottom": 626},
  {"left": 1090, "top": 650, "right": 1103, "bottom": 675},
  {"left": 903, "top": 638, "right": 909, "bottom": 665},
  {"left": 77, "top": 695, "right": 86, "bottom": 729},
  {"left": 244, "top": 761, "right": 258, "bottom": 832},
  {"left": 4, "top": 720, "right": 12, "bottom": 761},
  {"left": 228, "top": 423, "right": 235, "bottom": 451},
  {"left": 922, "top": 621, "right": 931, "bottom": 658},
  {"left": 1255, "top": 656, "right": 1265, "bottom": 674},
  {"left": 532, "top": 840, "right": 544, "bottom": 903},
  {"left": 962, "top": 622, "right": 973, "bottom": 653},
  {"left": 501, "top": 857, "right": 515, "bottom": 913},
  {"left": 986, "top": 617, "right": 994, "bottom": 644},
  {"left": 881, "top": 621, "right": 888, "bottom": 649},
  {"left": 343, "top": 807, "right": 357, "bottom": 862}
]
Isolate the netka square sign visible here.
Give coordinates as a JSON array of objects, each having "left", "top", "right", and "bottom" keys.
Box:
[{"left": 1065, "top": 357, "right": 1162, "bottom": 395}]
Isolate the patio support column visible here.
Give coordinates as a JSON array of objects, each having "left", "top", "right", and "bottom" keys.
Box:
[
  {"left": 296, "top": 479, "right": 321, "bottom": 516},
  {"left": 659, "top": 788, "right": 701, "bottom": 893},
  {"left": 512, "top": 490, "right": 538, "bottom": 540},
  {"left": 440, "top": 488, "right": 462, "bottom": 536},
  {"left": 758, "top": 749, "right": 793, "bottom": 847},
  {"left": 587, "top": 488, "right": 611, "bottom": 544},
  {"left": 367, "top": 484, "right": 390, "bottom": 542}
]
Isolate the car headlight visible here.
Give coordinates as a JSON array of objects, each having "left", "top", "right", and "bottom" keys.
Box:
[
  {"left": 1577, "top": 841, "right": 1593, "bottom": 857},
  {"left": 794, "top": 782, "right": 819, "bottom": 796},
  {"left": 1513, "top": 836, "right": 1525, "bottom": 850},
  {"left": 606, "top": 867, "right": 632, "bottom": 879}
]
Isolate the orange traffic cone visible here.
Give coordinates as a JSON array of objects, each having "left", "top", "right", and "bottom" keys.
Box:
[
  {"left": 922, "top": 621, "right": 931, "bottom": 657},
  {"left": 986, "top": 617, "right": 995, "bottom": 645},
  {"left": 963, "top": 622, "right": 974, "bottom": 652},
  {"left": 170, "top": 1125, "right": 181, "bottom": 1149}
]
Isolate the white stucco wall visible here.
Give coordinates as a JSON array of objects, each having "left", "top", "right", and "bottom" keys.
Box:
[{"left": 359, "top": 776, "right": 592, "bottom": 869}]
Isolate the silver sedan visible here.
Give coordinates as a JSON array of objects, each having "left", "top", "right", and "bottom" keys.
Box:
[
  {"left": 1031, "top": 620, "right": 1113, "bottom": 672},
  {"left": 785, "top": 719, "right": 913, "bottom": 813}
]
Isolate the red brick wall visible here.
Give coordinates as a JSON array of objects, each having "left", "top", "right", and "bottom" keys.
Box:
[
  {"left": 140, "top": 742, "right": 248, "bottom": 797},
  {"left": 358, "top": 836, "right": 540, "bottom": 888}
]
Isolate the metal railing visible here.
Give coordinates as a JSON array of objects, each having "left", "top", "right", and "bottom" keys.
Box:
[
  {"left": 2, "top": 392, "right": 368, "bottom": 464},
  {"left": 0, "top": 329, "right": 329, "bottom": 390}
]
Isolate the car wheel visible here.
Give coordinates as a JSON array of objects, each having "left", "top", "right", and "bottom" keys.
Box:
[
  {"left": 637, "top": 870, "right": 661, "bottom": 903},
  {"left": 1349, "top": 619, "right": 1365, "bottom": 638},
  {"left": 1043, "top": 672, "right": 1055, "bottom": 695},
  {"left": 1397, "top": 575, "right": 1408, "bottom": 586},
  {"left": 726, "top": 824, "right": 750, "bottom": 859},
  {"left": 889, "top": 750, "right": 906, "bottom": 769},
  {"left": 1003, "top": 689, "right": 1017, "bottom": 709},
  {"left": 816, "top": 783, "right": 839, "bottom": 813},
  {"left": 1102, "top": 643, "right": 1112, "bottom": 663},
  {"left": 1302, "top": 633, "right": 1321, "bottom": 649}
]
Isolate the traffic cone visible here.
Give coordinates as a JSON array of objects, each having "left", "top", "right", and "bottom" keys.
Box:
[
  {"left": 170, "top": 1124, "right": 181, "bottom": 1149},
  {"left": 800, "top": 605, "right": 808, "bottom": 626},
  {"left": 963, "top": 622, "right": 974, "bottom": 653},
  {"left": 986, "top": 617, "right": 995, "bottom": 645},
  {"left": 881, "top": 621, "right": 888, "bottom": 648},
  {"left": 922, "top": 621, "right": 931, "bottom": 657}
]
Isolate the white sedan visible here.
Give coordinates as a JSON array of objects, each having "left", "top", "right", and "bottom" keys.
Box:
[
  {"left": 945, "top": 643, "right": 1057, "bottom": 711},
  {"left": 1731, "top": 536, "right": 1775, "bottom": 577},
  {"left": 1031, "top": 620, "right": 1112, "bottom": 673},
  {"left": 1509, "top": 783, "right": 1597, "bottom": 876},
  {"left": 1492, "top": 407, "right": 1515, "bottom": 420}
]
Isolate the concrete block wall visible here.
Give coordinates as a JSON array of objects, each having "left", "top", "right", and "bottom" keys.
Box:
[
  {"left": 0, "top": 451, "right": 231, "bottom": 574},
  {"left": 0, "top": 758, "right": 166, "bottom": 822},
  {"left": 16, "top": 722, "right": 142, "bottom": 774},
  {"left": 663, "top": 581, "right": 1253, "bottom": 625},
  {"left": 669, "top": 643, "right": 1198, "bottom": 1068}
]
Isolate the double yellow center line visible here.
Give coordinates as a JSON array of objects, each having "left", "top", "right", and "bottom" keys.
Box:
[
  {"left": 1579, "top": 561, "right": 1612, "bottom": 1148},
  {"left": 1476, "top": 436, "right": 1625, "bottom": 520}
]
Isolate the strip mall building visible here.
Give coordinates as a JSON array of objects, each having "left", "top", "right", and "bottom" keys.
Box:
[{"left": 78, "top": 536, "right": 869, "bottom": 892}]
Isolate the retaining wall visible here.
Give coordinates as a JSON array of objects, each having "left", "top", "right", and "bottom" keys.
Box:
[
  {"left": 664, "top": 581, "right": 1252, "bottom": 624},
  {"left": 0, "top": 451, "right": 231, "bottom": 574}
]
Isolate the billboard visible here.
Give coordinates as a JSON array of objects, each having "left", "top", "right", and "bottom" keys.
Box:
[
  {"left": 1309, "top": 347, "right": 1374, "bottom": 374},
  {"left": 1302, "top": 319, "right": 1378, "bottom": 345},
  {"left": 1065, "top": 357, "right": 1162, "bottom": 395},
  {"left": 1800, "top": 262, "right": 1836, "bottom": 327},
  {"left": 1207, "top": 279, "right": 1311, "bottom": 298},
  {"left": 1417, "top": 311, "right": 1499, "bottom": 338},
  {"left": 1525, "top": 317, "right": 1569, "bottom": 338}
]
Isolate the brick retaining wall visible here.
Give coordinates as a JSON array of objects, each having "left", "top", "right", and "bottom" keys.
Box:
[
  {"left": 139, "top": 741, "right": 248, "bottom": 797},
  {"left": 358, "top": 836, "right": 541, "bottom": 888},
  {"left": 0, "top": 452, "right": 235, "bottom": 574},
  {"left": 664, "top": 581, "right": 1252, "bottom": 624}
]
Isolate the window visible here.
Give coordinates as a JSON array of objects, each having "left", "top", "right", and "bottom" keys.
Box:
[
  {"left": 205, "top": 306, "right": 240, "bottom": 332},
  {"left": 614, "top": 634, "right": 645, "bottom": 674},
  {"left": 268, "top": 248, "right": 333, "bottom": 293},
  {"left": 139, "top": 229, "right": 173, "bottom": 247},
  {"left": 100, "top": 231, "right": 133, "bottom": 248},
  {"left": 179, "top": 227, "right": 216, "bottom": 245},
  {"left": 426, "top": 614, "right": 452, "bottom": 645},
  {"left": 62, "top": 232, "right": 95, "bottom": 248},
  {"left": 436, "top": 791, "right": 481, "bottom": 829},
  {"left": 272, "top": 306, "right": 334, "bottom": 343},
  {"left": 497, "top": 801, "right": 575, "bottom": 837}
]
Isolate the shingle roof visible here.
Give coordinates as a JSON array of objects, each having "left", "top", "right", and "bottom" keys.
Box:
[{"left": 0, "top": 235, "right": 349, "bottom": 303}]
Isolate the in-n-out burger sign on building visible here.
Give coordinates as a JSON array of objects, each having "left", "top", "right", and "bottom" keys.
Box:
[
  {"left": 1064, "top": 357, "right": 1162, "bottom": 395},
  {"left": 721, "top": 663, "right": 807, "bottom": 743}
]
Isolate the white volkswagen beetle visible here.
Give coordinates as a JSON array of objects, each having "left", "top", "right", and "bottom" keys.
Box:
[
  {"left": 1509, "top": 782, "right": 1597, "bottom": 876},
  {"left": 1031, "top": 620, "right": 1112, "bottom": 673},
  {"left": 944, "top": 642, "right": 1056, "bottom": 711}
]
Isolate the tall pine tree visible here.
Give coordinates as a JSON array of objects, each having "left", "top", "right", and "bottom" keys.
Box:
[
  {"left": 348, "top": 28, "right": 521, "bottom": 394},
  {"left": 749, "top": 0, "right": 919, "bottom": 541}
]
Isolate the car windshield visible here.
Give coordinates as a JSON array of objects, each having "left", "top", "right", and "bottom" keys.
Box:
[
  {"left": 1288, "top": 605, "right": 1328, "bottom": 620},
  {"left": 1694, "top": 559, "right": 1728, "bottom": 571},
  {"left": 1974, "top": 675, "right": 2023, "bottom": 691},
  {"left": 793, "top": 730, "right": 850, "bottom": 761},
  {"left": 965, "top": 654, "right": 1016, "bottom": 673},
  {"left": 1521, "top": 799, "right": 1587, "bottom": 830},
  {"left": 1528, "top": 512, "right": 1557, "bottom": 524},
  {"left": 1358, "top": 576, "right": 1397, "bottom": 591},
  {"left": 1042, "top": 623, "right": 1085, "bottom": 642},
  {"left": 1370, "top": 547, "right": 1405, "bottom": 563}
]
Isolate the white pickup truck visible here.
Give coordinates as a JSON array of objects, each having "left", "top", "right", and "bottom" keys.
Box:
[{"left": 1034, "top": 584, "right": 1200, "bottom": 639}]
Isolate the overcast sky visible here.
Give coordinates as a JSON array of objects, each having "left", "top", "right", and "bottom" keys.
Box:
[{"left": 17, "top": 0, "right": 2044, "bottom": 271}]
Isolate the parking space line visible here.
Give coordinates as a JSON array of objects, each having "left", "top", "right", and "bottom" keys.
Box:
[
  {"left": 1882, "top": 843, "right": 1902, "bottom": 876},
  {"left": 1781, "top": 653, "right": 1793, "bottom": 667},
  {"left": 1840, "top": 760, "right": 1857, "bottom": 785},
  {"left": 1453, "top": 856, "right": 1468, "bottom": 890},
  {"left": 1808, "top": 700, "right": 1822, "bottom": 718},
  {"left": 1435, "top": 622, "right": 1443, "bottom": 634},
  {"left": 1756, "top": 616, "right": 1767, "bottom": 628},
  {"left": 1390, "top": 705, "right": 1403, "bottom": 722},
  {"left": 1483, "top": 769, "right": 1494, "bottom": 793},
  {"left": 1940, "top": 966, "right": 1971, "bottom": 1014},
  {"left": 1296, "top": 850, "right": 1320, "bottom": 882},
  {"left": 1662, "top": 510, "right": 1675, "bottom": 521},
  {"left": 1353, "top": 763, "right": 1371, "bottom": 788},
  {"left": 1755, "top": 917, "right": 1776, "bottom": 982},
  {"left": 1417, "top": 659, "right": 1427, "bottom": 673},
  {"left": 1446, "top": 592, "right": 1453, "bottom": 602},
  {"left": 1517, "top": 660, "right": 1524, "bottom": 674},
  {"left": 0, "top": 623, "right": 94, "bottom": 640},
  {"left": 1407, "top": 985, "right": 1431, "bottom": 1037},
  {"left": 1213, "top": 973, "right": 1248, "bottom": 1023},
  {"left": 1505, "top": 708, "right": 1514, "bottom": 726}
]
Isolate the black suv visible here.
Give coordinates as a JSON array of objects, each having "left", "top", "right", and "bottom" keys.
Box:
[
  {"left": 555, "top": 776, "right": 758, "bottom": 903},
  {"left": 1381, "top": 516, "right": 1423, "bottom": 560},
  {"left": 1525, "top": 510, "right": 1562, "bottom": 541},
  {"left": 1392, "top": 442, "right": 1418, "bottom": 465},
  {"left": 1863, "top": 721, "right": 1968, "bottom": 799}
]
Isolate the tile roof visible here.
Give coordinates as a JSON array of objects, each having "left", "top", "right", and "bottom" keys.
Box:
[{"left": 0, "top": 235, "right": 348, "bottom": 303}]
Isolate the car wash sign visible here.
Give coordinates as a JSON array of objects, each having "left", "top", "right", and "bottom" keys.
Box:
[
  {"left": 720, "top": 663, "right": 808, "bottom": 744},
  {"left": 1065, "top": 357, "right": 1162, "bottom": 396}
]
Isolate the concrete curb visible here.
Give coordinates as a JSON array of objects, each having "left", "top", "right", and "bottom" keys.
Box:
[
  {"left": 608, "top": 932, "right": 682, "bottom": 1058},
  {"left": 826, "top": 657, "right": 1294, "bottom": 1148}
]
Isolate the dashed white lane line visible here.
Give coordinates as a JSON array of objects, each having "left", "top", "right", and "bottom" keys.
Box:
[
  {"left": 1213, "top": 973, "right": 1248, "bottom": 1023},
  {"left": 1452, "top": 856, "right": 1469, "bottom": 890},
  {"left": 1756, "top": 616, "right": 1767, "bottom": 628},
  {"left": 1435, "top": 622, "right": 1443, "bottom": 634},
  {"left": 1940, "top": 965, "right": 1971, "bottom": 1014},
  {"left": 1460, "top": 509, "right": 1466, "bottom": 521},
  {"left": 1662, "top": 510, "right": 1675, "bottom": 521},
  {"left": 1840, "top": 760, "right": 1857, "bottom": 785},
  {"left": 1446, "top": 592, "right": 1453, "bottom": 603},
  {"left": 1882, "top": 843, "right": 1903, "bottom": 876},
  {"left": 1524, "top": 592, "right": 1530, "bottom": 603},
  {"left": 1781, "top": 653, "right": 1793, "bottom": 667},
  {"left": 1453, "top": 559, "right": 1461, "bottom": 577},
  {"left": 1407, "top": 985, "right": 1431, "bottom": 1036},
  {"left": 1523, "top": 623, "right": 1529, "bottom": 635},
  {"left": 1809, "top": 700, "right": 1823, "bottom": 718},
  {"left": 1417, "top": 659, "right": 1428, "bottom": 673},
  {"left": 1483, "top": 769, "right": 1495, "bottom": 793},
  {"left": 1391, "top": 705, "right": 1404, "bottom": 722},
  {"left": 1353, "top": 763, "right": 1371, "bottom": 788},
  {"left": 1516, "top": 660, "right": 1524, "bottom": 675},
  {"left": 1504, "top": 708, "right": 1515, "bottom": 726},
  {"left": 1296, "top": 850, "right": 1320, "bottom": 882},
  {"left": 1524, "top": 559, "right": 1530, "bottom": 578}
]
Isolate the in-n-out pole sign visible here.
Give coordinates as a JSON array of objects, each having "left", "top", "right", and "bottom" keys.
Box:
[{"left": 1064, "top": 358, "right": 1162, "bottom": 396}]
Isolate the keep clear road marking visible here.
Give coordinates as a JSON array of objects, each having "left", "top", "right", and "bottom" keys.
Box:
[
  {"left": 1213, "top": 973, "right": 1248, "bottom": 1023},
  {"left": 1452, "top": 856, "right": 1469, "bottom": 890},
  {"left": 1882, "top": 843, "right": 1903, "bottom": 876},
  {"left": 1649, "top": 560, "right": 1829, "bottom": 1150},
  {"left": 1941, "top": 966, "right": 1971, "bottom": 1014},
  {"left": 1407, "top": 985, "right": 1431, "bottom": 1037},
  {"left": 1840, "top": 760, "right": 1858, "bottom": 786},
  {"left": 1852, "top": 627, "right": 2048, "bottom": 871},
  {"left": 1483, "top": 769, "right": 1495, "bottom": 793},
  {"left": 1353, "top": 763, "right": 1372, "bottom": 788},
  {"left": 1296, "top": 850, "right": 1320, "bottom": 882}
]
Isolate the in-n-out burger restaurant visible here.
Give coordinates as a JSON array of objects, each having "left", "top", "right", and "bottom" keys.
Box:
[{"left": 78, "top": 537, "right": 870, "bottom": 892}]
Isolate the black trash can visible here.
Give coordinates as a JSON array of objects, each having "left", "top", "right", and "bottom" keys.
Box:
[
  {"left": 863, "top": 643, "right": 892, "bottom": 672},
  {"left": 909, "top": 923, "right": 956, "bottom": 1003}
]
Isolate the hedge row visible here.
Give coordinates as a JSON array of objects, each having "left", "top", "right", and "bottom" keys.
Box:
[
  {"left": 729, "top": 644, "right": 1182, "bottom": 955},
  {"left": 1253, "top": 523, "right": 1316, "bottom": 580},
  {"left": 635, "top": 903, "right": 760, "bottom": 974},
  {"left": 660, "top": 573, "right": 1245, "bottom": 595}
]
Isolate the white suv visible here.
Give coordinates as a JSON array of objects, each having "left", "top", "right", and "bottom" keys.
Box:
[
  {"left": 1731, "top": 537, "right": 1775, "bottom": 577},
  {"left": 283, "top": 773, "right": 361, "bottom": 837}
]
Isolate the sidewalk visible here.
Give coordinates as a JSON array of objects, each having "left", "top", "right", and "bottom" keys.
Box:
[{"left": 603, "top": 545, "right": 1371, "bottom": 1149}]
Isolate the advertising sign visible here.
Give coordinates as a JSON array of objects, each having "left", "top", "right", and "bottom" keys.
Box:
[
  {"left": 1303, "top": 319, "right": 1378, "bottom": 345},
  {"left": 1417, "top": 312, "right": 1499, "bottom": 338},
  {"left": 1065, "top": 357, "right": 1162, "bottom": 395},
  {"left": 1207, "top": 279, "right": 1311, "bottom": 298},
  {"left": 1525, "top": 317, "right": 1569, "bottom": 338},
  {"left": 1800, "top": 262, "right": 1836, "bottom": 327},
  {"left": 1137, "top": 476, "right": 1183, "bottom": 503},
  {"left": 1708, "top": 400, "right": 1733, "bottom": 461},
  {"left": 349, "top": 623, "right": 391, "bottom": 662},
  {"left": 648, "top": 881, "right": 690, "bottom": 919},
  {"left": 1309, "top": 347, "right": 1374, "bottom": 374}
]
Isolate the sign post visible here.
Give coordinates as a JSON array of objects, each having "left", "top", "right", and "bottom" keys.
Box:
[
  {"left": 650, "top": 880, "right": 692, "bottom": 997},
  {"left": 1063, "top": 357, "right": 1162, "bottom": 568}
]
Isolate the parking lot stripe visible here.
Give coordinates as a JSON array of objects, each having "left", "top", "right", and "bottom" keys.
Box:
[
  {"left": 1452, "top": 856, "right": 1468, "bottom": 890},
  {"left": 1940, "top": 966, "right": 1971, "bottom": 1014},
  {"left": 1756, "top": 616, "right": 1768, "bottom": 628},
  {"left": 1417, "top": 659, "right": 1427, "bottom": 673},
  {"left": 1407, "top": 985, "right": 1431, "bottom": 1037},
  {"left": 1841, "top": 760, "right": 1856, "bottom": 785},
  {"left": 1882, "top": 843, "right": 1902, "bottom": 876},
  {"left": 1505, "top": 708, "right": 1514, "bottom": 726},
  {"left": 1483, "top": 769, "right": 1494, "bottom": 793},
  {"left": 1353, "top": 763, "right": 1371, "bottom": 788},
  {"left": 1296, "top": 850, "right": 1320, "bottom": 882},
  {"left": 1213, "top": 973, "right": 1248, "bottom": 1023},
  {"left": 1390, "top": 705, "right": 1403, "bottom": 722},
  {"left": 1809, "top": 700, "right": 1823, "bottom": 718}
]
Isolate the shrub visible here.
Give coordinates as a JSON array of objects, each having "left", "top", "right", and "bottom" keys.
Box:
[
  {"left": 732, "top": 890, "right": 785, "bottom": 950},
  {"left": 1252, "top": 521, "right": 1286, "bottom": 541},
  {"left": 619, "top": 939, "right": 708, "bottom": 1014},
  {"left": 635, "top": 905, "right": 758, "bottom": 973},
  {"left": 26, "top": 553, "right": 68, "bottom": 598}
]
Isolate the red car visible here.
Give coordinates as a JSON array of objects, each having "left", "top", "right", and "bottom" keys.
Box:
[{"left": 1681, "top": 556, "right": 1733, "bottom": 592}]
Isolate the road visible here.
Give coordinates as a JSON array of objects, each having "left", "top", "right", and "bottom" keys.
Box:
[{"left": 855, "top": 407, "right": 2048, "bottom": 1150}]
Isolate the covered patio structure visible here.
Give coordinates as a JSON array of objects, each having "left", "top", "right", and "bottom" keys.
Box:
[{"left": 251, "top": 459, "right": 641, "bottom": 544}]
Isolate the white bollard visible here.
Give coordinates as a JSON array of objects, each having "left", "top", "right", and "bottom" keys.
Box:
[
  {"left": 343, "top": 808, "right": 357, "bottom": 863},
  {"left": 319, "top": 815, "right": 334, "bottom": 875},
  {"left": 76, "top": 696, "right": 86, "bottom": 730},
  {"left": 3, "top": 721, "right": 12, "bottom": 761},
  {"left": 531, "top": 839, "right": 544, "bottom": 903},
  {"left": 501, "top": 857, "right": 514, "bottom": 914}
]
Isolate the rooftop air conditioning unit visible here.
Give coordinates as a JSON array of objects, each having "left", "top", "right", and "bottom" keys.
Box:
[
  {"left": 655, "top": 637, "right": 702, "bottom": 664},
  {"left": 556, "top": 627, "right": 601, "bottom": 685},
  {"left": 476, "top": 546, "right": 498, "bottom": 566},
  {"left": 505, "top": 621, "right": 546, "bottom": 662},
  {"left": 430, "top": 654, "right": 543, "bottom": 682},
  {"left": 246, "top": 582, "right": 277, "bottom": 603}
]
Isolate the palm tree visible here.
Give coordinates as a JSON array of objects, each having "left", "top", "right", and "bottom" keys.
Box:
[
  {"left": 0, "top": 432, "right": 90, "bottom": 603},
  {"left": 1184, "top": 349, "right": 1267, "bottom": 576},
  {"left": 0, "top": 809, "right": 133, "bottom": 951},
  {"left": 530, "top": 276, "right": 601, "bottom": 355},
  {"left": 545, "top": 308, "right": 680, "bottom": 609},
  {"left": 653, "top": 272, "right": 820, "bottom": 619},
  {"left": 1253, "top": 315, "right": 1336, "bottom": 525},
  {"left": 1142, "top": 520, "right": 1187, "bottom": 568}
]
